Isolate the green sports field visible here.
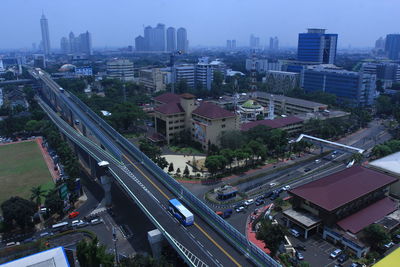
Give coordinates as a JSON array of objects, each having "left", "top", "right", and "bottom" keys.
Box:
[{"left": 0, "top": 141, "right": 54, "bottom": 207}]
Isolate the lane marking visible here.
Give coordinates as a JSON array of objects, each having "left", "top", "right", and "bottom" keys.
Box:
[{"left": 123, "top": 154, "right": 242, "bottom": 267}]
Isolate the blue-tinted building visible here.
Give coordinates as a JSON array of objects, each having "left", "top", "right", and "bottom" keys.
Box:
[
  {"left": 301, "top": 65, "right": 376, "bottom": 106},
  {"left": 385, "top": 34, "right": 400, "bottom": 60},
  {"left": 298, "top": 29, "right": 338, "bottom": 64}
]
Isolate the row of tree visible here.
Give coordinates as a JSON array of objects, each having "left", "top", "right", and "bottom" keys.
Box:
[{"left": 372, "top": 139, "right": 400, "bottom": 159}]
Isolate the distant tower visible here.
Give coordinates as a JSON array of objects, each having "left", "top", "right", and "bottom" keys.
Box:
[
  {"left": 249, "top": 50, "right": 258, "bottom": 92},
  {"left": 177, "top": 27, "right": 188, "bottom": 52},
  {"left": 166, "top": 27, "right": 176, "bottom": 52},
  {"left": 40, "top": 14, "right": 51, "bottom": 55}
]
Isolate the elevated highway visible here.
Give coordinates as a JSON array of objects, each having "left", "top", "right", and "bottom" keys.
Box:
[{"left": 30, "top": 68, "right": 281, "bottom": 267}]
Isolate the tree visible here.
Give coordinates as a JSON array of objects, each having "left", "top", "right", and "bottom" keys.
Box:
[
  {"left": 168, "top": 162, "right": 174, "bottom": 173},
  {"left": 30, "top": 185, "right": 47, "bottom": 209},
  {"left": 256, "top": 219, "right": 286, "bottom": 257},
  {"left": 109, "top": 102, "right": 147, "bottom": 132},
  {"left": 351, "top": 152, "right": 364, "bottom": 164},
  {"left": 219, "top": 130, "right": 247, "bottom": 150},
  {"left": 220, "top": 149, "right": 235, "bottom": 170},
  {"left": 183, "top": 165, "right": 190, "bottom": 178},
  {"left": 45, "top": 189, "right": 65, "bottom": 216},
  {"left": 155, "top": 156, "right": 168, "bottom": 169},
  {"left": 1, "top": 196, "right": 36, "bottom": 231},
  {"left": 363, "top": 224, "right": 391, "bottom": 250},
  {"left": 176, "top": 168, "right": 181, "bottom": 177},
  {"left": 76, "top": 237, "right": 114, "bottom": 267}
]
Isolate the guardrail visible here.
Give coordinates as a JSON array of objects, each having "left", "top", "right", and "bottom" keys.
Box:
[{"left": 68, "top": 93, "right": 281, "bottom": 267}]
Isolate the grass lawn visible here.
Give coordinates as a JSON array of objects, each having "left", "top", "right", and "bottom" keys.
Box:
[{"left": 0, "top": 141, "right": 54, "bottom": 207}]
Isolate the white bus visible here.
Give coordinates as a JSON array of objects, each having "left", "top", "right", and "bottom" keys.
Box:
[
  {"left": 168, "top": 199, "right": 194, "bottom": 226},
  {"left": 51, "top": 221, "right": 69, "bottom": 231}
]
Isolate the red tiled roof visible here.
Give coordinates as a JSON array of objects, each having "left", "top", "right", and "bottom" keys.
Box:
[
  {"left": 289, "top": 166, "right": 397, "bottom": 211},
  {"left": 180, "top": 93, "right": 195, "bottom": 99},
  {"left": 192, "top": 102, "right": 235, "bottom": 119},
  {"left": 240, "top": 116, "right": 303, "bottom": 131},
  {"left": 337, "top": 197, "right": 397, "bottom": 234},
  {"left": 154, "top": 103, "right": 184, "bottom": 115},
  {"left": 153, "top": 93, "right": 180, "bottom": 104}
]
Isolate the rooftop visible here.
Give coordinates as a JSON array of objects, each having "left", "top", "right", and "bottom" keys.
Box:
[
  {"left": 283, "top": 208, "right": 321, "bottom": 228},
  {"left": 153, "top": 92, "right": 181, "bottom": 104},
  {"left": 241, "top": 116, "right": 303, "bottom": 131},
  {"left": 2, "top": 246, "right": 69, "bottom": 267},
  {"left": 289, "top": 166, "right": 397, "bottom": 211},
  {"left": 373, "top": 247, "right": 400, "bottom": 267},
  {"left": 192, "top": 102, "right": 235, "bottom": 120},
  {"left": 369, "top": 151, "right": 400, "bottom": 176},
  {"left": 336, "top": 197, "right": 397, "bottom": 234},
  {"left": 255, "top": 91, "right": 327, "bottom": 109},
  {"left": 154, "top": 102, "right": 184, "bottom": 115}
]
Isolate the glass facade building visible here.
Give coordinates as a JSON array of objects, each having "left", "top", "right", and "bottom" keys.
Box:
[
  {"left": 297, "top": 29, "right": 338, "bottom": 64},
  {"left": 385, "top": 34, "right": 400, "bottom": 60},
  {"left": 301, "top": 66, "right": 376, "bottom": 106}
]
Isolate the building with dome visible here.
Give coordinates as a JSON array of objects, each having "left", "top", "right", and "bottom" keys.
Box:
[
  {"left": 58, "top": 64, "right": 76, "bottom": 72},
  {"left": 238, "top": 99, "right": 265, "bottom": 121}
]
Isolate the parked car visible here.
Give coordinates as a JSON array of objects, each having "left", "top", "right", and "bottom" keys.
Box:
[
  {"left": 290, "top": 229, "right": 300, "bottom": 237},
  {"left": 90, "top": 218, "right": 103, "bottom": 225},
  {"left": 350, "top": 263, "right": 366, "bottom": 267},
  {"left": 270, "top": 192, "right": 279, "bottom": 200},
  {"left": 235, "top": 206, "right": 245, "bottom": 213},
  {"left": 330, "top": 249, "right": 342, "bottom": 259},
  {"left": 68, "top": 211, "right": 80, "bottom": 219},
  {"left": 244, "top": 199, "right": 254, "bottom": 206},
  {"left": 295, "top": 251, "right": 304, "bottom": 260},
  {"left": 337, "top": 253, "right": 349, "bottom": 263},
  {"left": 282, "top": 185, "right": 291, "bottom": 191},
  {"left": 255, "top": 199, "right": 265, "bottom": 206},
  {"left": 304, "top": 167, "right": 311, "bottom": 172},
  {"left": 383, "top": 241, "right": 394, "bottom": 249}
]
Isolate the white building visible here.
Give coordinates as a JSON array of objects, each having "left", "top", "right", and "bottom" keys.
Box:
[
  {"left": 106, "top": 59, "right": 134, "bottom": 81},
  {"left": 139, "top": 68, "right": 170, "bottom": 93},
  {"left": 195, "top": 57, "right": 227, "bottom": 90},
  {"left": 174, "top": 64, "right": 195, "bottom": 88},
  {"left": 263, "top": 70, "right": 300, "bottom": 94},
  {"left": 245, "top": 58, "right": 282, "bottom": 73}
]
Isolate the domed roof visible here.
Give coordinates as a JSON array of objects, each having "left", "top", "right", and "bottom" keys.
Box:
[
  {"left": 59, "top": 64, "right": 76, "bottom": 72},
  {"left": 241, "top": 99, "right": 262, "bottom": 109}
]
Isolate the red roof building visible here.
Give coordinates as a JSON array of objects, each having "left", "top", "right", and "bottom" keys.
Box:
[{"left": 240, "top": 116, "right": 303, "bottom": 134}]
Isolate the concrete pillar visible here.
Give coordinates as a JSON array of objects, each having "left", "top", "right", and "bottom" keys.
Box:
[
  {"left": 304, "top": 229, "right": 308, "bottom": 239},
  {"left": 100, "top": 175, "right": 112, "bottom": 207},
  {"left": 147, "top": 229, "right": 163, "bottom": 259}
]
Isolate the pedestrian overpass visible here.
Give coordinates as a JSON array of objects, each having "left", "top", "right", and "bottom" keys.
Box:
[{"left": 296, "top": 134, "right": 365, "bottom": 154}]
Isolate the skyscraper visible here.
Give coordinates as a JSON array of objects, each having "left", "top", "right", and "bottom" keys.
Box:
[
  {"left": 375, "top": 37, "right": 386, "bottom": 51},
  {"left": 385, "top": 34, "right": 400, "bottom": 60},
  {"left": 69, "top": 32, "right": 76, "bottom": 53},
  {"left": 177, "top": 28, "right": 188, "bottom": 52},
  {"left": 154, "top": 23, "right": 166, "bottom": 51},
  {"left": 227, "top": 40, "right": 232, "bottom": 49},
  {"left": 60, "top": 37, "right": 69, "bottom": 54},
  {"left": 250, "top": 34, "right": 260, "bottom": 48},
  {"left": 135, "top": 35, "right": 145, "bottom": 51},
  {"left": 269, "top": 37, "right": 279, "bottom": 50},
  {"left": 166, "top": 27, "right": 176, "bottom": 52},
  {"left": 144, "top": 26, "right": 154, "bottom": 51},
  {"left": 79, "top": 31, "right": 92, "bottom": 55},
  {"left": 297, "top": 28, "right": 338, "bottom": 64},
  {"left": 40, "top": 14, "right": 51, "bottom": 55}
]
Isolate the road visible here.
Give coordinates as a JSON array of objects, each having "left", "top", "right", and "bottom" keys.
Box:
[{"left": 31, "top": 68, "right": 275, "bottom": 266}]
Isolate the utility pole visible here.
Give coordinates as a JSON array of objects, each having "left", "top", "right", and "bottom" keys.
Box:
[{"left": 113, "top": 227, "right": 119, "bottom": 265}]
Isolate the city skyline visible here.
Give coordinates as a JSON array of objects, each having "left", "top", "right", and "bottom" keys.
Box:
[{"left": 0, "top": 0, "right": 399, "bottom": 50}]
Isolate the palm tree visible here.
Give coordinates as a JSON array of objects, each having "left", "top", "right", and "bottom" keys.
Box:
[{"left": 30, "top": 185, "right": 46, "bottom": 209}]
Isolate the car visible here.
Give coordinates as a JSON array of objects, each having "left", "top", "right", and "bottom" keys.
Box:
[
  {"left": 264, "top": 191, "right": 273, "bottom": 198},
  {"left": 71, "top": 219, "right": 85, "bottom": 227},
  {"left": 6, "top": 242, "right": 20, "bottom": 247},
  {"left": 235, "top": 206, "right": 245, "bottom": 213},
  {"left": 330, "top": 249, "right": 342, "bottom": 259},
  {"left": 331, "top": 154, "right": 336, "bottom": 158},
  {"left": 269, "top": 182, "right": 278, "bottom": 188},
  {"left": 383, "top": 241, "right": 394, "bottom": 249},
  {"left": 90, "top": 218, "right": 103, "bottom": 225},
  {"left": 350, "top": 263, "right": 366, "bottom": 267},
  {"left": 337, "top": 253, "right": 349, "bottom": 263},
  {"left": 304, "top": 167, "right": 311, "bottom": 172},
  {"left": 290, "top": 229, "right": 300, "bottom": 237},
  {"left": 333, "top": 150, "right": 338, "bottom": 154},
  {"left": 222, "top": 209, "right": 233, "bottom": 218},
  {"left": 68, "top": 211, "right": 80, "bottom": 219},
  {"left": 282, "top": 185, "right": 291, "bottom": 191},
  {"left": 270, "top": 193, "right": 279, "bottom": 200},
  {"left": 23, "top": 237, "right": 35, "bottom": 243},
  {"left": 393, "top": 234, "right": 400, "bottom": 243},
  {"left": 255, "top": 199, "right": 265, "bottom": 206},
  {"left": 40, "top": 232, "right": 51, "bottom": 238},
  {"left": 315, "top": 159, "right": 321, "bottom": 163},
  {"left": 295, "top": 244, "right": 306, "bottom": 251},
  {"left": 215, "top": 211, "right": 223, "bottom": 217},
  {"left": 244, "top": 199, "right": 254, "bottom": 206},
  {"left": 295, "top": 251, "right": 304, "bottom": 260}
]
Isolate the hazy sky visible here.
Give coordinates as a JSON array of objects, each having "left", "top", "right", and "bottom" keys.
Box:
[{"left": 1, "top": 0, "right": 399, "bottom": 49}]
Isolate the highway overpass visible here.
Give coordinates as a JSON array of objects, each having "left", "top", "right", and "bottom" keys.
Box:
[{"left": 29, "top": 68, "right": 281, "bottom": 267}]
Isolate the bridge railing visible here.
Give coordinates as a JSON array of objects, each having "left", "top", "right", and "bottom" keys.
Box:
[{"left": 68, "top": 93, "right": 281, "bottom": 267}]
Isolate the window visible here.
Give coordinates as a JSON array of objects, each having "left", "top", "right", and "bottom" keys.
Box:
[
  {"left": 221, "top": 124, "right": 226, "bottom": 128},
  {"left": 169, "top": 127, "right": 173, "bottom": 130},
  {"left": 222, "top": 118, "right": 226, "bottom": 122}
]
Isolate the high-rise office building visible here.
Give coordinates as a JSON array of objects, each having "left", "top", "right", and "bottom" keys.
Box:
[
  {"left": 301, "top": 65, "right": 376, "bottom": 106},
  {"left": 60, "top": 37, "right": 69, "bottom": 54},
  {"left": 375, "top": 37, "right": 386, "bottom": 51},
  {"left": 231, "top": 40, "right": 237, "bottom": 49},
  {"left": 297, "top": 28, "right": 338, "bottom": 64},
  {"left": 250, "top": 34, "right": 260, "bottom": 48},
  {"left": 78, "top": 31, "right": 92, "bottom": 55},
  {"left": 166, "top": 27, "right": 176, "bottom": 52},
  {"left": 177, "top": 28, "right": 188, "bottom": 52},
  {"left": 135, "top": 35, "right": 145, "bottom": 51},
  {"left": 226, "top": 39, "right": 236, "bottom": 50},
  {"left": 385, "top": 34, "right": 400, "bottom": 60},
  {"left": 106, "top": 59, "right": 134, "bottom": 81},
  {"left": 269, "top": 37, "right": 279, "bottom": 50},
  {"left": 154, "top": 23, "right": 166, "bottom": 51},
  {"left": 144, "top": 26, "right": 154, "bottom": 51},
  {"left": 40, "top": 14, "right": 51, "bottom": 55}
]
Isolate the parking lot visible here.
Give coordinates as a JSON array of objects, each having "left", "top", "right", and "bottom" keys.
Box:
[{"left": 289, "top": 234, "right": 354, "bottom": 267}]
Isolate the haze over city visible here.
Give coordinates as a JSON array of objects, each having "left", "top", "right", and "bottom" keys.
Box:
[{"left": 1, "top": 0, "right": 400, "bottom": 49}]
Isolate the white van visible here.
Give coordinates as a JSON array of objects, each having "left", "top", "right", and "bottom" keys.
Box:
[{"left": 290, "top": 229, "right": 300, "bottom": 237}]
